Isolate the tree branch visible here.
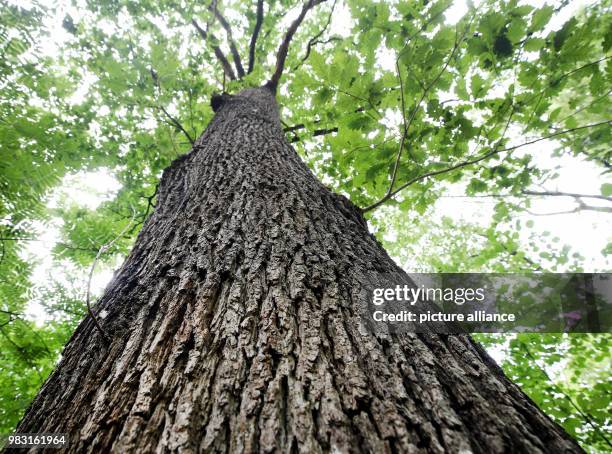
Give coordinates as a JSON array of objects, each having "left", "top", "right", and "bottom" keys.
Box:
[
  {"left": 158, "top": 105, "right": 195, "bottom": 145},
  {"left": 526, "top": 204, "right": 612, "bottom": 216},
  {"left": 521, "top": 56, "right": 611, "bottom": 115},
  {"left": 362, "top": 120, "right": 611, "bottom": 213},
  {"left": 209, "top": 2, "right": 245, "bottom": 78},
  {"left": 129, "top": 184, "right": 160, "bottom": 235},
  {"left": 293, "top": 0, "right": 337, "bottom": 71},
  {"left": 248, "top": 0, "right": 264, "bottom": 74},
  {"left": 475, "top": 232, "right": 543, "bottom": 271},
  {"left": 386, "top": 58, "right": 410, "bottom": 200},
  {"left": 289, "top": 127, "right": 338, "bottom": 143},
  {"left": 191, "top": 18, "right": 237, "bottom": 81},
  {"left": 385, "top": 17, "right": 475, "bottom": 201},
  {"left": 0, "top": 238, "right": 5, "bottom": 269},
  {"left": 522, "top": 190, "right": 612, "bottom": 202},
  {"left": 283, "top": 123, "right": 309, "bottom": 133},
  {"left": 337, "top": 89, "right": 382, "bottom": 120},
  {"left": 266, "top": 0, "right": 326, "bottom": 92},
  {"left": 150, "top": 68, "right": 195, "bottom": 145},
  {"left": 441, "top": 191, "right": 612, "bottom": 203},
  {"left": 518, "top": 340, "right": 612, "bottom": 448}
]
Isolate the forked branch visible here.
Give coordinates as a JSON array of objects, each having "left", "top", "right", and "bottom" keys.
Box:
[
  {"left": 294, "top": 0, "right": 338, "bottom": 71},
  {"left": 209, "top": 2, "right": 245, "bottom": 78},
  {"left": 192, "top": 18, "right": 237, "bottom": 80},
  {"left": 267, "top": 0, "right": 326, "bottom": 91},
  {"left": 158, "top": 105, "right": 195, "bottom": 145},
  {"left": 385, "top": 14, "right": 475, "bottom": 202}
]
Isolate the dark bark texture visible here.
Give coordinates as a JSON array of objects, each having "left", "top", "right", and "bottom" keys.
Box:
[{"left": 16, "top": 88, "right": 582, "bottom": 453}]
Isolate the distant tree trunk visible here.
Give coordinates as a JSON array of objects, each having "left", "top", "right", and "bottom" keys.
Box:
[{"left": 16, "top": 87, "right": 582, "bottom": 453}]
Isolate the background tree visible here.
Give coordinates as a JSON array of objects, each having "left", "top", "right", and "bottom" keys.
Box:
[{"left": 0, "top": 0, "right": 610, "bottom": 451}]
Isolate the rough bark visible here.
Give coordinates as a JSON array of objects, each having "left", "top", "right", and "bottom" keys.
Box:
[{"left": 16, "top": 87, "right": 582, "bottom": 453}]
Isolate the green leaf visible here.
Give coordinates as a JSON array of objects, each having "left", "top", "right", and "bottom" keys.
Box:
[
  {"left": 523, "top": 38, "right": 546, "bottom": 52},
  {"left": 507, "top": 17, "right": 527, "bottom": 43},
  {"left": 531, "top": 5, "right": 554, "bottom": 31},
  {"left": 467, "top": 178, "right": 487, "bottom": 193},
  {"left": 471, "top": 74, "right": 487, "bottom": 98}
]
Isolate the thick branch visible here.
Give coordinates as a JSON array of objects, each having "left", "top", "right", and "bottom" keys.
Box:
[
  {"left": 362, "top": 120, "right": 612, "bottom": 213},
  {"left": 267, "top": 0, "right": 326, "bottom": 91},
  {"left": 284, "top": 123, "right": 309, "bottom": 133},
  {"left": 192, "top": 18, "right": 237, "bottom": 80},
  {"left": 209, "top": 3, "right": 245, "bottom": 78},
  {"left": 248, "top": 0, "right": 264, "bottom": 74}
]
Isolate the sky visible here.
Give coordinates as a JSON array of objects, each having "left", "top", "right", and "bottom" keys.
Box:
[{"left": 14, "top": 0, "right": 611, "bottom": 328}]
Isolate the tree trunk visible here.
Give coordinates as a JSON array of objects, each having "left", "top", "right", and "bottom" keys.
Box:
[{"left": 16, "top": 87, "right": 582, "bottom": 453}]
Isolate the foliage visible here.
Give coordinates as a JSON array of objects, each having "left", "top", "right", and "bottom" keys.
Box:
[
  {"left": 0, "top": 0, "right": 610, "bottom": 449},
  {"left": 487, "top": 333, "right": 611, "bottom": 452}
]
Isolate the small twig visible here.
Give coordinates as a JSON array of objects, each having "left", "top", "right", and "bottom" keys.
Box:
[
  {"left": 0, "top": 309, "right": 22, "bottom": 316},
  {"left": 86, "top": 206, "right": 137, "bottom": 344},
  {"left": 475, "top": 231, "right": 544, "bottom": 271},
  {"left": 386, "top": 57, "right": 410, "bottom": 197},
  {"left": 0, "top": 237, "right": 99, "bottom": 253},
  {"left": 281, "top": 119, "right": 301, "bottom": 143},
  {"left": 526, "top": 203, "right": 612, "bottom": 216},
  {"left": 248, "top": 0, "right": 264, "bottom": 74},
  {"left": 158, "top": 105, "right": 195, "bottom": 145},
  {"left": 394, "top": 3, "right": 454, "bottom": 69},
  {"left": 0, "top": 329, "right": 34, "bottom": 367},
  {"left": 149, "top": 68, "right": 195, "bottom": 145},
  {"left": 0, "top": 238, "right": 5, "bottom": 269},
  {"left": 129, "top": 184, "right": 159, "bottom": 235},
  {"left": 522, "top": 56, "right": 611, "bottom": 117},
  {"left": 554, "top": 89, "right": 612, "bottom": 126},
  {"left": 522, "top": 190, "right": 612, "bottom": 202},
  {"left": 337, "top": 89, "right": 382, "bottom": 119}
]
